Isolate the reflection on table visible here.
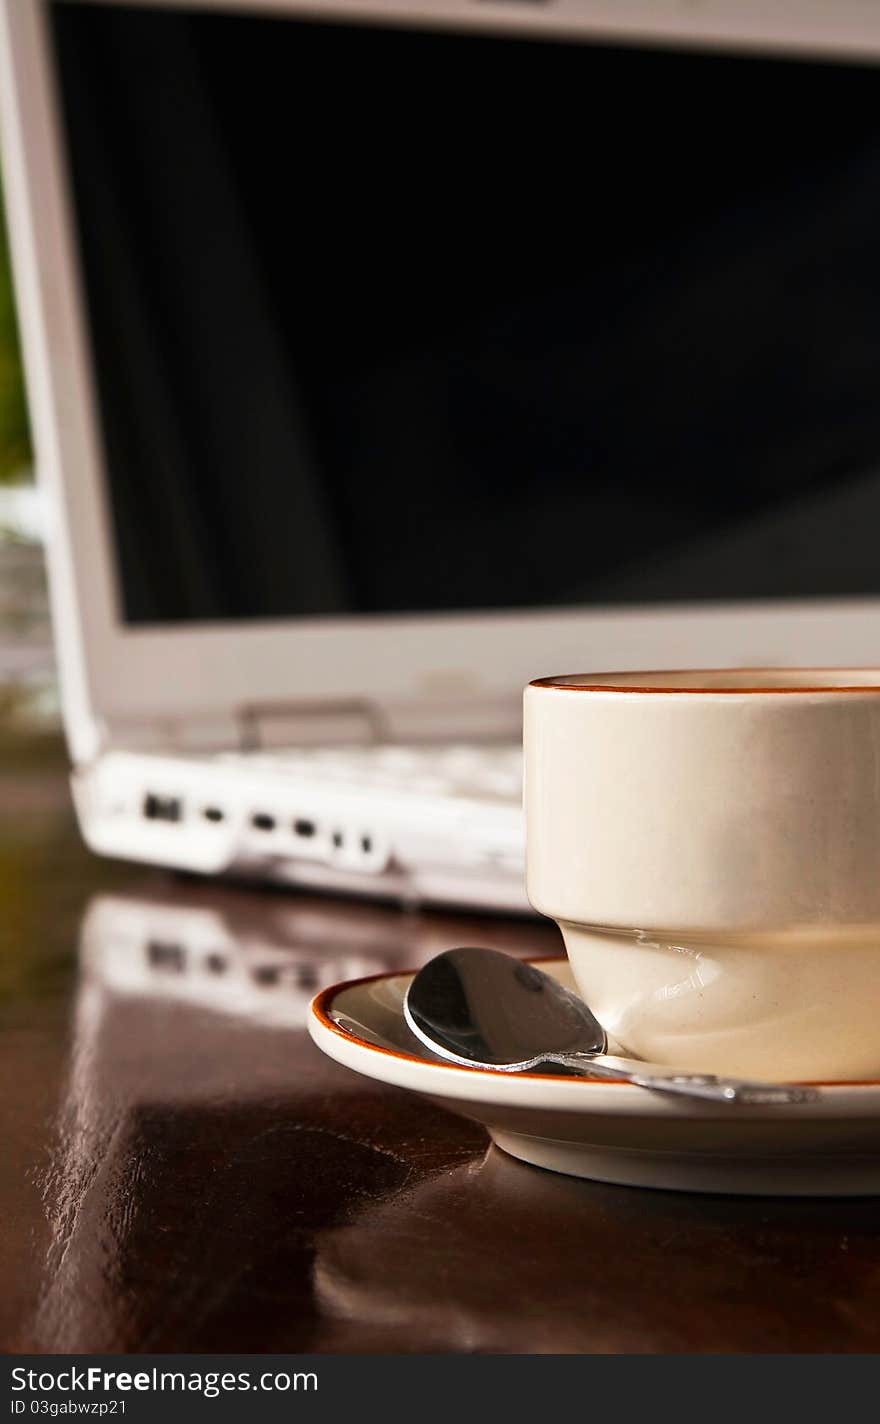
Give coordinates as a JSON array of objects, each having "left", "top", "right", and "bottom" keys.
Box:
[{"left": 33, "top": 880, "right": 552, "bottom": 1352}]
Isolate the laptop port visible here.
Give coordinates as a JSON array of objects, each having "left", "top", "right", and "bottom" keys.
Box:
[
  {"left": 251, "top": 813, "right": 276, "bottom": 832},
  {"left": 332, "top": 831, "right": 344, "bottom": 849},
  {"left": 203, "top": 806, "right": 224, "bottom": 823},
  {"left": 143, "top": 793, "right": 182, "bottom": 823},
  {"left": 293, "top": 818, "right": 316, "bottom": 838},
  {"left": 147, "top": 940, "right": 185, "bottom": 971},
  {"left": 361, "top": 834, "right": 373, "bottom": 853}
]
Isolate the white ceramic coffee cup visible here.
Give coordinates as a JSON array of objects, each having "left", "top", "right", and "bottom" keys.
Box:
[{"left": 524, "top": 669, "right": 880, "bottom": 1082}]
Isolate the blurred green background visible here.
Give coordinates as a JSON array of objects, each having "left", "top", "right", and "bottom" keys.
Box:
[{"left": 0, "top": 175, "right": 32, "bottom": 485}]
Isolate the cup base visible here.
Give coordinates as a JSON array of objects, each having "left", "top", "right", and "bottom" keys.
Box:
[{"left": 561, "top": 922, "right": 880, "bottom": 1082}]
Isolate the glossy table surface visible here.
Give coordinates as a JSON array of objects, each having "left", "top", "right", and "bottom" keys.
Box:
[{"left": 2, "top": 697, "right": 880, "bottom": 1354}]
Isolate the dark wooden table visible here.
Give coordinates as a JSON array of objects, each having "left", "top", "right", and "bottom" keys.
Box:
[{"left": 2, "top": 701, "right": 879, "bottom": 1355}]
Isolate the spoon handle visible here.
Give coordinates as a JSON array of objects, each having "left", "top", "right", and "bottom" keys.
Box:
[{"left": 545, "top": 1053, "right": 818, "bottom": 1106}]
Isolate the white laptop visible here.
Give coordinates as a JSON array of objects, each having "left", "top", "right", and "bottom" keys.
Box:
[{"left": 4, "top": 0, "right": 880, "bottom": 914}]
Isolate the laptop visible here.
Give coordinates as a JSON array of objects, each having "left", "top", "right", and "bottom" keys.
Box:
[{"left": 4, "top": 0, "right": 880, "bottom": 913}]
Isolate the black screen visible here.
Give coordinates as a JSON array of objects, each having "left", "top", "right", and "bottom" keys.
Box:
[{"left": 50, "top": 3, "right": 880, "bottom": 623}]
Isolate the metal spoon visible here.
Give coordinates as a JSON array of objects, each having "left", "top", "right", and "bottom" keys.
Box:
[{"left": 403, "top": 946, "right": 818, "bottom": 1106}]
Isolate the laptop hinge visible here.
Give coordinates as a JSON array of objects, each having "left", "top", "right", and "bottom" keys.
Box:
[
  {"left": 238, "top": 698, "right": 386, "bottom": 750},
  {"left": 96, "top": 699, "right": 384, "bottom": 755},
  {"left": 98, "top": 695, "right": 519, "bottom": 755}
]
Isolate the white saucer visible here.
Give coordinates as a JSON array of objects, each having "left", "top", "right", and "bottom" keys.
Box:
[{"left": 309, "top": 958, "right": 880, "bottom": 1195}]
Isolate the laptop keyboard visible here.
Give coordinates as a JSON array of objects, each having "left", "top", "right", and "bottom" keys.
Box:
[{"left": 221, "top": 743, "right": 523, "bottom": 803}]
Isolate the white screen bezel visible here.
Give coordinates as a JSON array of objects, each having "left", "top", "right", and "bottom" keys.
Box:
[{"left": 5, "top": 0, "right": 880, "bottom": 762}]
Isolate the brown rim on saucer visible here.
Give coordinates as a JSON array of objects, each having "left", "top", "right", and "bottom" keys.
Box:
[
  {"left": 310, "top": 960, "right": 879, "bottom": 1090},
  {"left": 530, "top": 668, "right": 880, "bottom": 694}
]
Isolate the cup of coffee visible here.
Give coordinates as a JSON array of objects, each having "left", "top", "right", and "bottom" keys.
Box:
[{"left": 524, "top": 670, "right": 880, "bottom": 1081}]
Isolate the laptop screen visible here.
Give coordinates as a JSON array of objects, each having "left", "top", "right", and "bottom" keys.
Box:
[{"left": 49, "top": 3, "right": 880, "bottom": 624}]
